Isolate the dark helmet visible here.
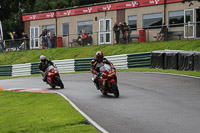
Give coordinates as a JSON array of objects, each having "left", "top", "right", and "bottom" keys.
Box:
[
  {"left": 96, "top": 51, "right": 104, "bottom": 62},
  {"left": 40, "top": 55, "right": 46, "bottom": 62}
]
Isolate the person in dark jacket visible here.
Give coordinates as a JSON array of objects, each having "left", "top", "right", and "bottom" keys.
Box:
[
  {"left": 22, "top": 32, "right": 29, "bottom": 49},
  {"left": 113, "top": 22, "right": 120, "bottom": 44},
  {"left": 91, "top": 51, "right": 115, "bottom": 90},
  {"left": 39, "top": 29, "right": 47, "bottom": 48},
  {"left": 13, "top": 31, "right": 19, "bottom": 50},
  {"left": 38, "top": 55, "right": 54, "bottom": 82},
  {"left": 122, "top": 22, "right": 128, "bottom": 43},
  {"left": 156, "top": 23, "right": 167, "bottom": 41}
]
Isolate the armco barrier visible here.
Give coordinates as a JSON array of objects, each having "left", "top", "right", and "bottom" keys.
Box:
[
  {"left": 74, "top": 58, "right": 93, "bottom": 72},
  {"left": 12, "top": 63, "right": 31, "bottom": 77},
  {"left": 105, "top": 54, "right": 128, "bottom": 69},
  {"left": 128, "top": 52, "right": 151, "bottom": 68},
  {"left": 0, "top": 65, "right": 12, "bottom": 77},
  {"left": 53, "top": 59, "right": 75, "bottom": 73},
  {"left": 31, "top": 62, "right": 40, "bottom": 75},
  {"left": 0, "top": 52, "right": 152, "bottom": 77}
]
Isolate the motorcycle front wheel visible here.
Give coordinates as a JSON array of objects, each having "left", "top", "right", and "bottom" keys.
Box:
[
  {"left": 54, "top": 76, "right": 64, "bottom": 89},
  {"left": 50, "top": 84, "right": 55, "bottom": 88},
  {"left": 111, "top": 82, "right": 119, "bottom": 98}
]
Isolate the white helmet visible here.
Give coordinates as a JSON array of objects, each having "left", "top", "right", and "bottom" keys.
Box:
[{"left": 40, "top": 55, "right": 46, "bottom": 62}]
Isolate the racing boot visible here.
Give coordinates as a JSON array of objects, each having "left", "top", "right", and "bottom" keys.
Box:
[
  {"left": 92, "top": 77, "right": 100, "bottom": 90},
  {"left": 43, "top": 73, "right": 47, "bottom": 82}
]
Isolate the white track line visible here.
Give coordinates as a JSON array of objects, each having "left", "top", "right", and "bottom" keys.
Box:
[
  {"left": 2, "top": 88, "right": 108, "bottom": 132},
  {"left": 134, "top": 72, "right": 200, "bottom": 79},
  {"left": 55, "top": 91, "right": 109, "bottom": 133}
]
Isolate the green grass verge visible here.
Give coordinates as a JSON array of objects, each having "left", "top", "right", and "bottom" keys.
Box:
[
  {"left": 0, "top": 91, "right": 98, "bottom": 133},
  {"left": 0, "top": 40, "right": 200, "bottom": 65}
]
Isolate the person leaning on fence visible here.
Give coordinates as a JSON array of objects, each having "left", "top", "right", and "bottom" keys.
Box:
[
  {"left": 113, "top": 22, "right": 120, "bottom": 44},
  {"left": 156, "top": 23, "right": 167, "bottom": 41}
]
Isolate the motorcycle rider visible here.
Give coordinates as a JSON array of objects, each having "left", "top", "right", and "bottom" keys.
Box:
[
  {"left": 38, "top": 55, "right": 54, "bottom": 82},
  {"left": 91, "top": 51, "right": 115, "bottom": 90}
]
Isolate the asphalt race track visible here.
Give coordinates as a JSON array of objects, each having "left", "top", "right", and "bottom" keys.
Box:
[{"left": 1, "top": 72, "right": 200, "bottom": 133}]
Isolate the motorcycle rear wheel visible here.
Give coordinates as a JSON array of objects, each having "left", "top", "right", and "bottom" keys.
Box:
[
  {"left": 55, "top": 76, "right": 64, "bottom": 89},
  {"left": 111, "top": 82, "right": 119, "bottom": 98}
]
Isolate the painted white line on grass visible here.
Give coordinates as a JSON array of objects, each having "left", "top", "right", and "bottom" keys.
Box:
[
  {"left": 55, "top": 91, "right": 109, "bottom": 133},
  {"left": 20, "top": 88, "right": 43, "bottom": 92}
]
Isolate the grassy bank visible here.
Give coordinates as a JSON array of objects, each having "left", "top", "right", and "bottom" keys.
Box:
[
  {"left": 0, "top": 40, "right": 200, "bottom": 65},
  {"left": 0, "top": 91, "right": 97, "bottom": 133}
]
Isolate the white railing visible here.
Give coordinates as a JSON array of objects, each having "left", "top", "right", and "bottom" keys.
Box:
[
  {"left": 12, "top": 63, "right": 31, "bottom": 77},
  {"left": 105, "top": 54, "right": 128, "bottom": 69},
  {"left": 53, "top": 59, "right": 75, "bottom": 73}
]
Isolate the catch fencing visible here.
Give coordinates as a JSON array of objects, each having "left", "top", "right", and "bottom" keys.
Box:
[{"left": 2, "top": 22, "right": 199, "bottom": 52}]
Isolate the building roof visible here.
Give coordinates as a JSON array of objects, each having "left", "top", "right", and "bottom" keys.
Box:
[{"left": 22, "top": 0, "right": 183, "bottom": 22}]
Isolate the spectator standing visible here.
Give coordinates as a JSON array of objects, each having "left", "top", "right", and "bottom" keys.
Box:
[
  {"left": 122, "top": 22, "right": 128, "bottom": 43},
  {"left": 156, "top": 23, "right": 168, "bottom": 41},
  {"left": 22, "top": 32, "right": 29, "bottom": 50},
  {"left": 0, "top": 40, "right": 4, "bottom": 52},
  {"left": 82, "top": 30, "right": 89, "bottom": 46},
  {"left": 39, "top": 29, "right": 47, "bottom": 49},
  {"left": 13, "top": 31, "right": 19, "bottom": 51},
  {"left": 47, "top": 30, "right": 52, "bottom": 48},
  {"left": 113, "top": 22, "right": 120, "bottom": 44}
]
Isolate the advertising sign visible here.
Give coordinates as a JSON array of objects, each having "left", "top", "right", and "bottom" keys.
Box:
[
  {"left": 22, "top": 12, "right": 55, "bottom": 21},
  {"left": 22, "top": 0, "right": 184, "bottom": 21}
]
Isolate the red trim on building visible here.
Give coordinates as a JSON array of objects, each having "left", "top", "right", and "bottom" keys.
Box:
[
  {"left": 22, "top": 0, "right": 183, "bottom": 21},
  {"left": 22, "top": 12, "right": 56, "bottom": 21}
]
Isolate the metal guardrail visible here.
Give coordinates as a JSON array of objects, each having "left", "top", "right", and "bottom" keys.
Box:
[
  {"left": 105, "top": 54, "right": 128, "bottom": 69},
  {"left": 74, "top": 58, "right": 93, "bottom": 72},
  {"left": 12, "top": 63, "right": 31, "bottom": 77},
  {"left": 128, "top": 52, "right": 151, "bottom": 68},
  {"left": 31, "top": 63, "right": 40, "bottom": 75},
  {"left": 0, "top": 65, "right": 12, "bottom": 76},
  {"left": 53, "top": 59, "right": 75, "bottom": 73},
  {"left": 0, "top": 52, "right": 152, "bottom": 77}
]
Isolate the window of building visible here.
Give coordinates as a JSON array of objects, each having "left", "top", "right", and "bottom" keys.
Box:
[
  {"left": 168, "top": 10, "right": 184, "bottom": 27},
  {"left": 62, "top": 23, "right": 69, "bottom": 36},
  {"left": 143, "top": 13, "right": 162, "bottom": 28},
  {"left": 42, "top": 25, "right": 55, "bottom": 35},
  {"left": 128, "top": 15, "right": 137, "bottom": 30},
  {"left": 77, "top": 20, "right": 93, "bottom": 34}
]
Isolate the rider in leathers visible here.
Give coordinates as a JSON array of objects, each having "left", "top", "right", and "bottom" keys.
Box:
[
  {"left": 38, "top": 55, "right": 54, "bottom": 82},
  {"left": 91, "top": 51, "right": 115, "bottom": 90}
]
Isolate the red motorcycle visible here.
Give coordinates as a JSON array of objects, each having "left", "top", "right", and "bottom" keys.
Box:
[
  {"left": 45, "top": 65, "right": 64, "bottom": 89},
  {"left": 98, "top": 64, "right": 119, "bottom": 97}
]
